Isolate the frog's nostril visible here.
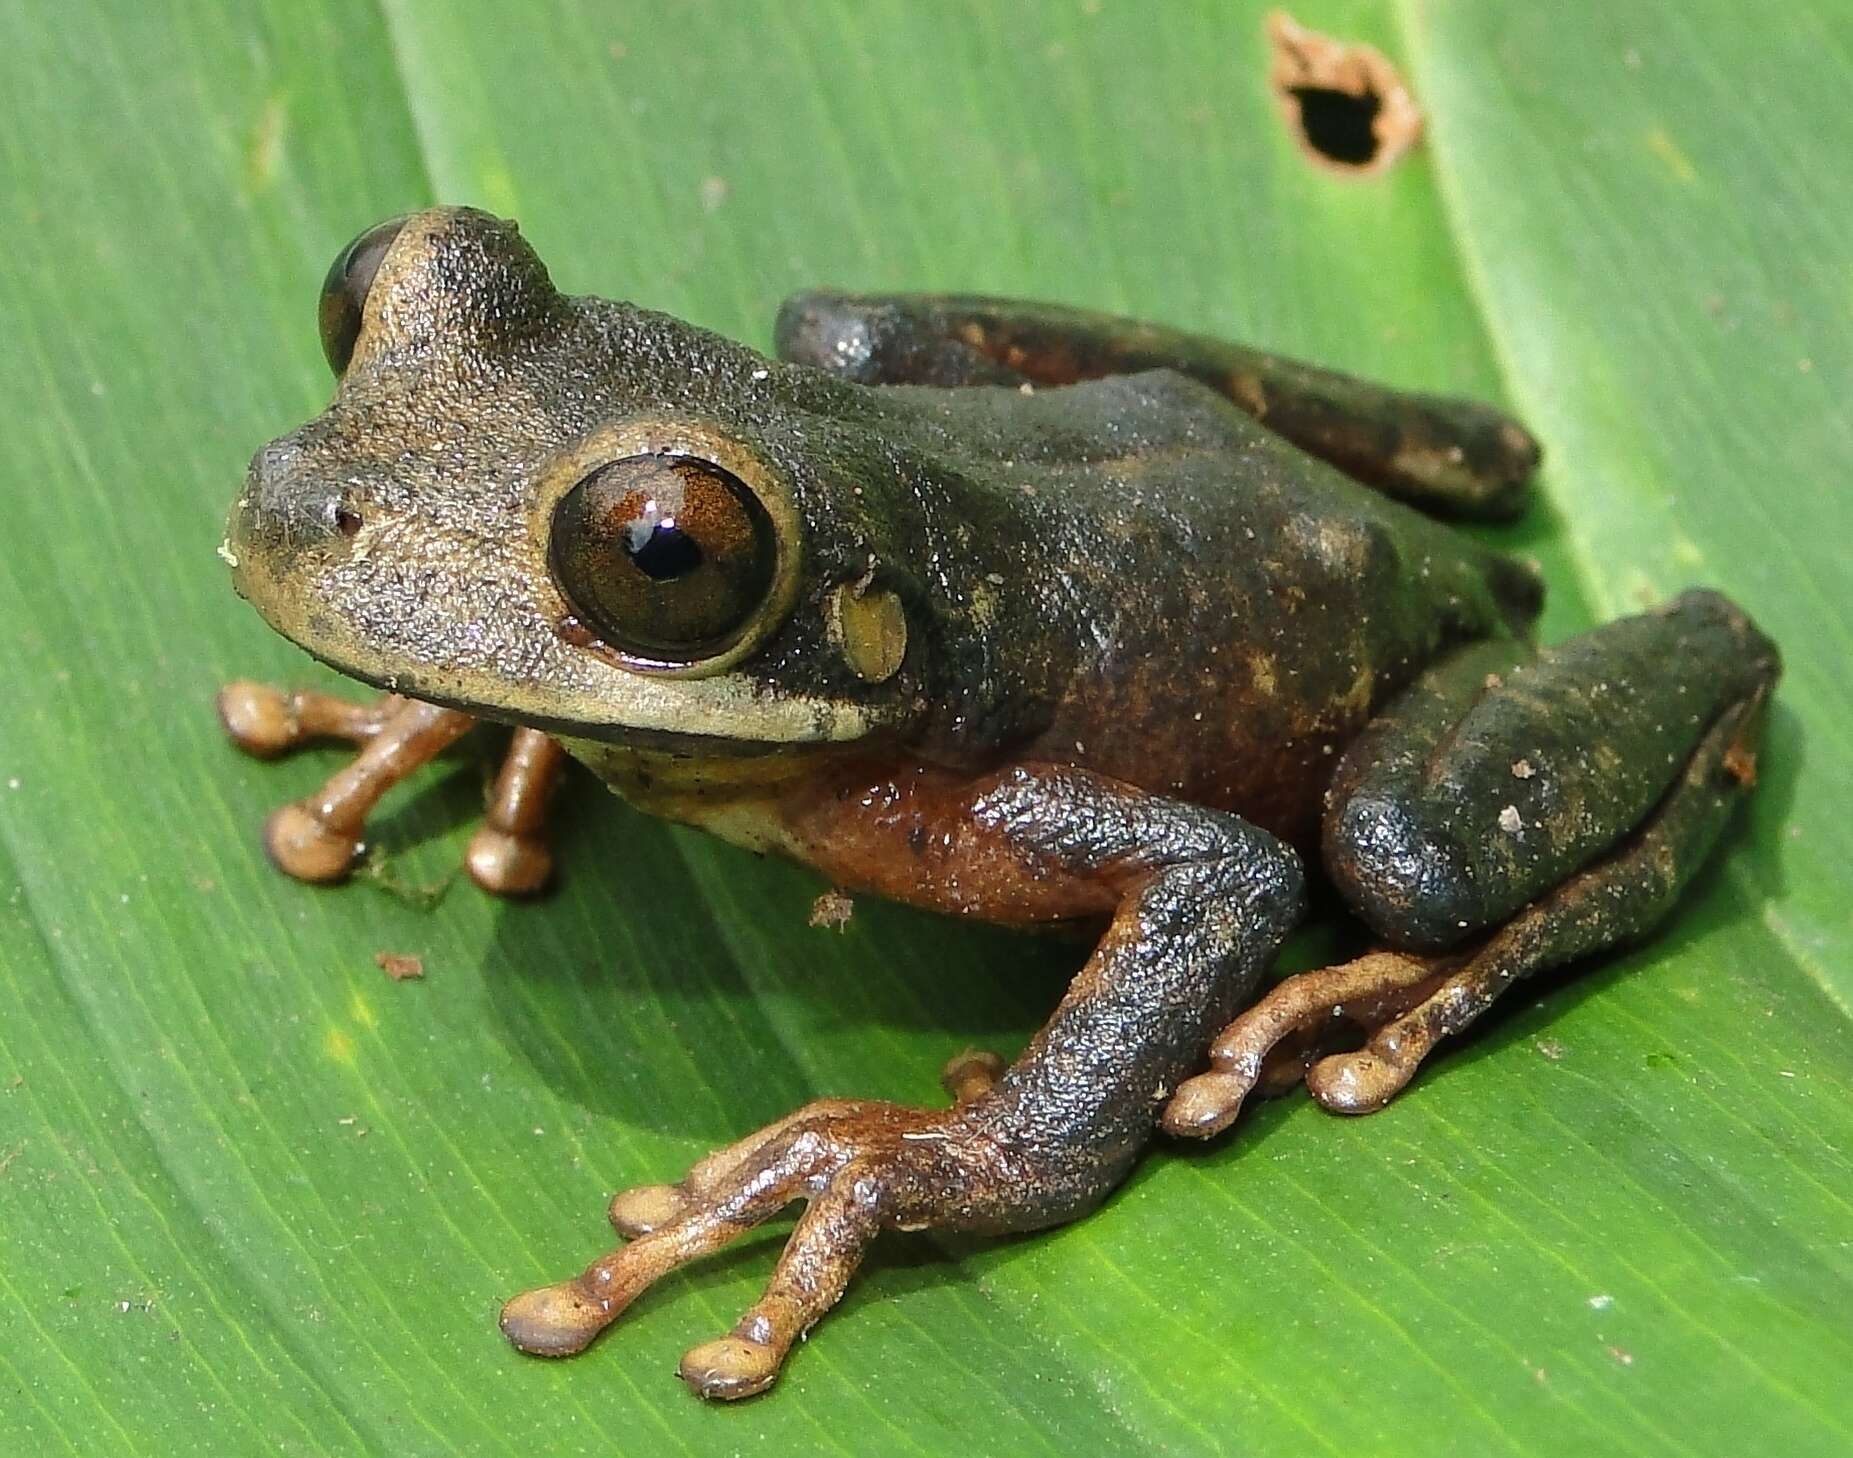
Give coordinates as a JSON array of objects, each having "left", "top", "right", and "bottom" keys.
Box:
[{"left": 233, "top": 435, "right": 364, "bottom": 557}]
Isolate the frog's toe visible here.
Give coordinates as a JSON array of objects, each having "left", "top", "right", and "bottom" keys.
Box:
[
  {"left": 264, "top": 801, "right": 363, "bottom": 883},
  {"left": 227, "top": 690, "right": 474, "bottom": 887},
  {"left": 498, "top": 1279, "right": 615, "bottom": 1357},
  {"left": 678, "top": 1334, "right": 781, "bottom": 1401},
  {"left": 607, "top": 1183, "right": 688, "bottom": 1238},
  {"left": 465, "top": 825, "right": 553, "bottom": 897},
  {"left": 1161, "top": 1070, "right": 1252, "bottom": 1138},
  {"left": 218, "top": 680, "right": 299, "bottom": 758},
  {"left": 1165, "top": 950, "right": 1452, "bottom": 1134},
  {"left": 1305, "top": 1049, "right": 1409, "bottom": 1113},
  {"left": 502, "top": 1098, "right": 936, "bottom": 1395},
  {"left": 467, "top": 727, "right": 565, "bottom": 898},
  {"left": 939, "top": 1048, "right": 1005, "bottom": 1104},
  {"left": 222, "top": 688, "right": 572, "bottom": 900},
  {"left": 218, "top": 681, "right": 402, "bottom": 758}
]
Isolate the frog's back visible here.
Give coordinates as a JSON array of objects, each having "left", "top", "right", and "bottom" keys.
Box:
[{"left": 893, "top": 368, "right": 1543, "bottom": 841}]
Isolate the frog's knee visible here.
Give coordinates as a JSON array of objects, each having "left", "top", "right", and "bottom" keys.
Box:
[{"left": 1322, "top": 793, "right": 1492, "bottom": 952}]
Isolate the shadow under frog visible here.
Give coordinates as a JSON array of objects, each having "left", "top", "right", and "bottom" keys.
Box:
[
  {"left": 480, "top": 771, "right": 1079, "bottom": 1142},
  {"left": 220, "top": 207, "right": 1780, "bottom": 1400}
]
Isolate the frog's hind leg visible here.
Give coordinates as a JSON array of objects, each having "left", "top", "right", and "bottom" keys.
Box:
[
  {"left": 217, "top": 682, "right": 563, "bottom": 896},
  {"left": 774, "top": 290, "right": 1539, "bottom": 518},
  {"left": 1165, "top": 589, "right": 1779, "bottom": 1135}
]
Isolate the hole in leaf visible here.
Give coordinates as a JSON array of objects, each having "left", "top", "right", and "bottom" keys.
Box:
[
  {"left": 1266, "top": 10, "right": 1422, "bottom": 177},
  {"left": 1287, "top": 86, "right": 1381, "bottom": 168}
]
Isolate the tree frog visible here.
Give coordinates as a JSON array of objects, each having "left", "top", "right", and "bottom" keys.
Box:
[{"left": 220, "top": 208, "right": 1778, "bottom": 1400}]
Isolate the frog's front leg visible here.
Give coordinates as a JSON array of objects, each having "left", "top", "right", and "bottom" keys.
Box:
[
  {"left": 217, "top": 681, "right": 564, "bottom": 896},
  {"left": 1166, "top": 589, "right": 1779, "bottom": 1134},
  {"left": 499, "top": 765, "right": 1305, "bottom": 1399}
]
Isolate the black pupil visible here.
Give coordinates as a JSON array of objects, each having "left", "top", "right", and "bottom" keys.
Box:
[{"left": 623, "top": 512, "right": 704, "bottom": 580}]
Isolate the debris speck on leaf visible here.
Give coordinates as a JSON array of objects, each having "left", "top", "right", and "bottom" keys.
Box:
[
  {"left": 1511, "top": 758, "right": 1535, "bottom": 779},
  {"left": 1498, "top": 804, "right": 1523, "bottom": 834},
  {"left": 809, "top": 890, "right": 855, "bottom": 931},
  {"left": 375, "top": 950, "right": 425, "bottom": 981}
]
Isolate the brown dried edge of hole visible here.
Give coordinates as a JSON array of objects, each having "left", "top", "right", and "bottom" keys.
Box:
[{"left": 1265, "top": 9, "right": 1424, "bottom": 177}]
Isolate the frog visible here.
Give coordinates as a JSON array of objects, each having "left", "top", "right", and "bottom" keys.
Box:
[{"left": 220, "top": 207, "right": 1779, "bottom": 1400}]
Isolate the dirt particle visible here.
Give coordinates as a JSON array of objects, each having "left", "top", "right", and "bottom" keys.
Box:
[
  {"left": 1498, "top": 804, "right": 1523, "bottom": 835},
  {"left": 1511, "top": 758, "right": 1535, "bottom": 779},
  {"left": 1266, "top": 11, "right": 1422, "bottom": 176},
  {"left": 375, "top": 950, "right": 425, "bottom": 981}
]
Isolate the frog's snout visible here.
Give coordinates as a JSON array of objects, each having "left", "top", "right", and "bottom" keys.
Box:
[
  {"left": 222, "top": 439, "right": 366, "bottom": 626},
  {"left": 226, "top": 436, "right": 363, "bottom": 586}
]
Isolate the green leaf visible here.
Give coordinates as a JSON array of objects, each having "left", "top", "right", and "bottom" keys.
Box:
[{"left": 2, "top": 1, "right": 1848, "bottom": 1452}]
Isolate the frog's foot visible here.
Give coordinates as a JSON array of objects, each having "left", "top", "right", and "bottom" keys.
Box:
[
  {"left": 599, "top": 1050, "right": 1003, "bottom": 1250},
  {"left": 217, "top": 681, "right": 564, "bottom": 896},
  {"left": 1163, "top": 950, "right": 1462, "bottom": 1133},
  {"left": 501, "top": 1097, "right": 1011, "bottom": 1400}
]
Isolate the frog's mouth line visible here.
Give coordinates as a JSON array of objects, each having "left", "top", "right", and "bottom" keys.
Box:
[{"left": 324, "top": 657, "right": 818, "bottom": 758}]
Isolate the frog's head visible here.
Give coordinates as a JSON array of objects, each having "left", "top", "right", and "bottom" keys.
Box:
[{"left": 226, "top": 207, "right": 991, "bottom": 753}]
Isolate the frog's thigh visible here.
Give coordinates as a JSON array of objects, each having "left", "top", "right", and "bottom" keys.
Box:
[
  {"left": 1168, "top": 590, "right": 1779, "bottom": 1132},
  {"left": 773, "top": 290, "right": 1538, "bottom": 518}
]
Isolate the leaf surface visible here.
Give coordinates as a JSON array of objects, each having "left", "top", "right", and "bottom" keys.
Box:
[{"left": 1, "top": 2, "right": 1847, "bottom": 1452}]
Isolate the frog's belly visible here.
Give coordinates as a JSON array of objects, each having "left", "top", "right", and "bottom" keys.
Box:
[{"left": 564, "top": 739, "right": 1122, "bottom": 926}]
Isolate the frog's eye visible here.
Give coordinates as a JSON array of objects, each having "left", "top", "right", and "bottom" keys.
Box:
[
  {"left": 548, "top": 453, "right": 779, "bottom": 664},
  {"left": 317, "top": 216, "right": 409, "bottom": 375}
]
